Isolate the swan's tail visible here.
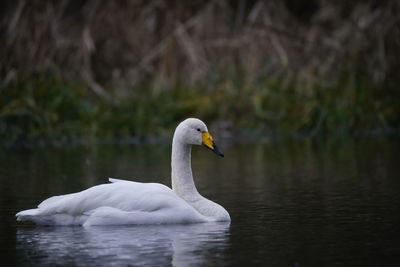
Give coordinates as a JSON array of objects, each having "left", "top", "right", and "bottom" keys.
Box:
[
  {"left": 16, "top": 209, "right": 85, "bottom": 225},
  {"left": 16, "top": 209, "right": 40, "bottom": 221}
]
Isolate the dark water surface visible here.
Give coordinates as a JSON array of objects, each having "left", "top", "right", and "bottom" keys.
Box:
[{"left": 1, "top": 139, "right": 400, "bottom": 266}]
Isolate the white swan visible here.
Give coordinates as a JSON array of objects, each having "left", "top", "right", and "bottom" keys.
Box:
[{"left": 16, "top": 118, "right": 230, "bottom": 226}]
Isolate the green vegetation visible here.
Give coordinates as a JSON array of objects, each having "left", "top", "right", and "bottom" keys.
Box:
[
  {"left": 1, "top": 69, "right": 398, "bottom": 146},
  {"left": 1, "top": 1, "right": 399, "bottom": 146}
]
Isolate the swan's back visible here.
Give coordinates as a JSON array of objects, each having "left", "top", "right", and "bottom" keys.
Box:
[{"left": 38, "top": 182, "right": 173, "bottom": 213}]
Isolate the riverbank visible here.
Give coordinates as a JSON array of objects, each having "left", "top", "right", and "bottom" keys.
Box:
[{"left": 1, "top": 73, "right": 398, "bottom": 148}]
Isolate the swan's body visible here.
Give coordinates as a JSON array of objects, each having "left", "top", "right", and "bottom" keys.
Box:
[{"left": 16, "top": 118, "right": 230, "bottom": 226}]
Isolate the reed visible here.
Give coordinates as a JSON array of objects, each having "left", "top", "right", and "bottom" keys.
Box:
[{"left": 0, "top": 1, "right": 399, "bottom": 145}]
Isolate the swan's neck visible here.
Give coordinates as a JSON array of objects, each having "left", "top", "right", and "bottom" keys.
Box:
[{"left": 171, "top": 140, "right": 200, "bottom": 202}]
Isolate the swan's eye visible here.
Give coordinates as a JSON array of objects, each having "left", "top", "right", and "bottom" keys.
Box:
[{"left": 197, "top": 128, "right": 201, "bottom": 132}]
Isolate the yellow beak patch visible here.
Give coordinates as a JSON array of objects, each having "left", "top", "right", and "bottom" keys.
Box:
[{"left": 202, "top": 132, "right": 214, "bottom": 150}]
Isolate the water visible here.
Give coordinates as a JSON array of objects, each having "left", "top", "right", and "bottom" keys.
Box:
[
  {"left": 15, "top": 223, "right": 230, "bottom": 266},
  {"left": 1, "top": 139, "right": 400, "bottom": 266}
]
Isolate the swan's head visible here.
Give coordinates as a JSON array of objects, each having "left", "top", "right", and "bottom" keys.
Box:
[{"left": 174, "top": 118, "right": 224, "bottom": 157}]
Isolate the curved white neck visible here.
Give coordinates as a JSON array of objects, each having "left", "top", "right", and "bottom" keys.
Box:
[{"left": 171, "top": 138, "right": 200, "bottom": 202}]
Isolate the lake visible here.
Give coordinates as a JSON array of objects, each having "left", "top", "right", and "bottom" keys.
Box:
[{"left": 1, "top": 138, "right": 400, "bottom": 266}]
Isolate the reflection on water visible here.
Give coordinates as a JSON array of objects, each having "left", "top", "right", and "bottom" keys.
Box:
[{"left": 17, "top": 223, "right": 230, "bottom": 266}]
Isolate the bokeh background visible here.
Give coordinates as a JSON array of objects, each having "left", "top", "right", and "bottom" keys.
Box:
[{"left": 1, "top": 0, "right": 399, "bottom": 145}]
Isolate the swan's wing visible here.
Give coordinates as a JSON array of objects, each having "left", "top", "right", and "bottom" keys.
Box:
[
  {"left": 108, "top": 177, "right": 130, "bottom": 183},
  {"left": 20, "top": 182, "right": 185, "bottom": 216},
  {"left": 17, "top": 181, "right": 208, "bottom": 225},
  {"left": 38, "top": 193, "right": 76, "bottom": 208},
  {"left": 36, "top": 176, "right": 125, "bottom": 210}
]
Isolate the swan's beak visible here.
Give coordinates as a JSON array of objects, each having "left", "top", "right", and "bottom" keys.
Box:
[{"left": 202, "top": 132, "right": 224, "bottom": 157}]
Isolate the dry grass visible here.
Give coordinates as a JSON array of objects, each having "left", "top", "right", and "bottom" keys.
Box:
[{"left": 0, "top": 0, "right": 399, "bottom": 144}]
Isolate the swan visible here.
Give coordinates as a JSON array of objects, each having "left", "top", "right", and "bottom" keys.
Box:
[{"left": 16, "top": 118, "right": 230, "bottom": 226}]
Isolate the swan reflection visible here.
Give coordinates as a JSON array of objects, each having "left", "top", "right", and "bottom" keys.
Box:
[{"left": 16, "top": 223, "right": 230, "bottom": 266}]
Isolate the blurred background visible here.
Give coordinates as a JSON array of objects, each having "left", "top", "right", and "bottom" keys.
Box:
[{"left": 1, "top": 0, "right": 399, "bottom": 146}]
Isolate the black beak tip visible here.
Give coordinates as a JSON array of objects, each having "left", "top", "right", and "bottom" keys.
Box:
[
  {"left": 213, "top": 145, "right": 224, "bottom": 157},
  {"left": 203, "top": 143, "right": 224, "bottom": 157}
]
